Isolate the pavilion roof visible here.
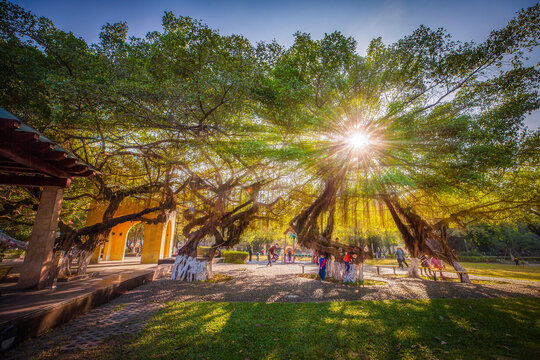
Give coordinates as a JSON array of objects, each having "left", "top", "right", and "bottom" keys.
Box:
[{"left": 0, "top": 107, "right": 95, "bottom": 187}]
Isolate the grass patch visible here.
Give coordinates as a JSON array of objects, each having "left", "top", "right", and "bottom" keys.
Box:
[
  {"left": 382, "top": 274, "right": 509, "bottom": 285},
  {"left": 460, "top": 262, "right": 540, "bottom": 282},
  {"left": 68, "top": 298, "right": 540, "bottom": 360},
  {"left": 204, "top": 274, "right": 233, "bottom": 283},
  {"left": 113, "top": 304, "right": 126, "bottom": 312},
  {"left": 366, "top": 259, "right": 398, "bottom": 266},
  {"left": 366, "top": 259, "right": 540, "bottom": 281},
  {"left": 298, "top": 273, "right": 387, "bottom": 286}
]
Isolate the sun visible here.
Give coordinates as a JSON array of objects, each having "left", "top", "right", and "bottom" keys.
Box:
[{"left": 347, "top": 131, "right": 371, "bottom": 150}]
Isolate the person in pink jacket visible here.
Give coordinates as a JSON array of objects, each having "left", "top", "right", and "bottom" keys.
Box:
[{"left": 430, "top": 257, "right": 444, "bottom": 278}]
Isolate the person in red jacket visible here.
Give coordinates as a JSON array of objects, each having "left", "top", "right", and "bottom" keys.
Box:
[
  {"left": 318, "top": 254, "right": 328, "bottom": 282},
  {"left": 343, "top": 252, "right": 351, "bottom": 272}
]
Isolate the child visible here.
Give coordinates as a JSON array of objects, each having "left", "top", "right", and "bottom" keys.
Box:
[
  {"left": 318, "top": 254, "right": 327, "bottom": 282},
  {"left": 343, "top": 252, "right": 351, "bottom": 272}
]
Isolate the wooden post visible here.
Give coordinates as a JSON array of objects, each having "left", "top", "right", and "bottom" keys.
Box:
[{"left": 18, "top": 186, "right": 64, "bottom": 289}]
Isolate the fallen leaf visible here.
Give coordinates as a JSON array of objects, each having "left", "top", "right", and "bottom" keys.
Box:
[
  {"left": 411, "top": 344, "right": 423, "bottom": 349},
  {"left": 441, "top": 341, "right": 447, "bottom": 345}
]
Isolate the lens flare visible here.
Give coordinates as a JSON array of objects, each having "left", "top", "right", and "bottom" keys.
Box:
[{"left": 347, "top": 131, "right": 371, "bottom": 150}]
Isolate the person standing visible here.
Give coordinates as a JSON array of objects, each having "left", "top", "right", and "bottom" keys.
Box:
[
  {"left": 266, "top": 244, "right": 277, "bottom": 267},
  {"left": 318, "top": 253, "right": 328, "bottom": 282},
  {"left": 343, "top": 252, "right": 351, "bottom": 272},
  {"left": 286, "top": 247, "right": 292, "bottom": 263},
  {"left": 248, "top": 246, "right": 253, "bottom": 262},
  {"left": 396, "top": 248, "right": 408, "bottom": 268}
]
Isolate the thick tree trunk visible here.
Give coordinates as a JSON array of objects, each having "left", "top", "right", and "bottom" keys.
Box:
[
  {"left": 327, "top": 260, "right": 343, "bottom": 281},
  {"left": 343, "top": 263, "right": 363, "bottom": 283},
  {"left": 448, "top": 259, "right": 471, "bottom": 283},
  {"left": 408, "top": 257, "right": 421, "bottom": 278},
  {"left": 54, "top": 251, "right": 68, "bottom": 279},
  {"left": 327, "top": 259, "right": 363, "bottom": 283},
  {"left": 76, "top": 249, "right": 93, "bottom": 275},
  {"left": 171, "top": 254, "right": 208, "bottom": 282},
  {"left": 206, "top": 246, "right": 217, "bottom": 279}
]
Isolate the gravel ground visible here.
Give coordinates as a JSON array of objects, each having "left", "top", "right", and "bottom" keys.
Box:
[
  {"left": 5, "top": 261, "right": 539, "bottom": 359},
  {"left": 144, "top": 261, "right": 540, "bottom": 303}
]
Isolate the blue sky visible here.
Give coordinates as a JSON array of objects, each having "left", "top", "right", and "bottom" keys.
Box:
[{"left": 12, "top": 0, "right": 540, "bottom": 128}]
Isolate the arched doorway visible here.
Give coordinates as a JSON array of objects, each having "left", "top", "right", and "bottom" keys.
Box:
[
  {"left": 125, "top": 223, "right": 144, "bottom": 262},
  {"left": 88, "top": 198, "right": 177, "bottom": 264}
]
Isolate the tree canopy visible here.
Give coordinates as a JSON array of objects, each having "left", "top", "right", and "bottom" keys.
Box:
[{"left": 1, "top": 1, "right": 539, "bottom": 281}]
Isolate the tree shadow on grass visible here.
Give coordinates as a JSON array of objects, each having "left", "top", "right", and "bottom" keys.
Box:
[{"left": 86, "top": 296, "right": 540, "bottom": 360}]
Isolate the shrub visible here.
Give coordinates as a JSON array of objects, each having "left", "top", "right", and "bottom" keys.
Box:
[
  {"left": 1, "top": 249, "right": 25, "bottom": 259},
  {"left": 222, "top": 250, "right": 248, "bottom": 264},
  {"left": 197, "top": 246, "right": 210, "bottom": 257}
]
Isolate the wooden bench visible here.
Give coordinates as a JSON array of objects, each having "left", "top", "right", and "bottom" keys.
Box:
[
  {"left": 375, "top": 265, "right": 400, "bottom": 275},
  {"left": 0, "top": 266, "right": 13, "bottom": 282},
  {"left": 421, "top": 267, "right": 468, "bottom": 282},
  {"left": 449, "top": 270, "right": 468, "bottom": 283}
]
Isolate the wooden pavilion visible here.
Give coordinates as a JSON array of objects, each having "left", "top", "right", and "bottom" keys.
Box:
[{"left": 0, "top": 108, "right": 94, "bottom": 289}]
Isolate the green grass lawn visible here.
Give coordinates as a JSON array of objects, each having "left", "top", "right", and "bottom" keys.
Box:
[
  {"left": 71, "top": 298, "right": 540, "bottom": 360},
  {"left": 460, "top": 262, "right": 540, "bottom": 281},
  {"left": 366, "top": 259, "right": 540, "bottom": 281}
]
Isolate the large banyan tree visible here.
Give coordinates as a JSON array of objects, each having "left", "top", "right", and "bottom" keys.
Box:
[
  {"left": 1, "top": 2, "right": 538, "bottom": 284},
  {"left": 263, "top": 5, "right": 540, "bottom": 282}
]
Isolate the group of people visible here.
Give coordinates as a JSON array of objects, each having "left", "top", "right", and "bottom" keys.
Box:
[{"left": 315, "top": 251, "right": 354, "bottom": 282}]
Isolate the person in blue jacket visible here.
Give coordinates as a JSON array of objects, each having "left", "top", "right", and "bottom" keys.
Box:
[{"left": 318, "top": 253, "right": 328, "bottom": 282}]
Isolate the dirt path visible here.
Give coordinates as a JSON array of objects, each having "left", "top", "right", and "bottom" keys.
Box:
[{"left": 147, "top": 262, "right": 540, "bottom": 303}]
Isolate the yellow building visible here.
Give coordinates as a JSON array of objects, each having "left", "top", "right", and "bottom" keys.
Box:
[{"left": 86, "top": 198, "right": 176, "bottom": 264}]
